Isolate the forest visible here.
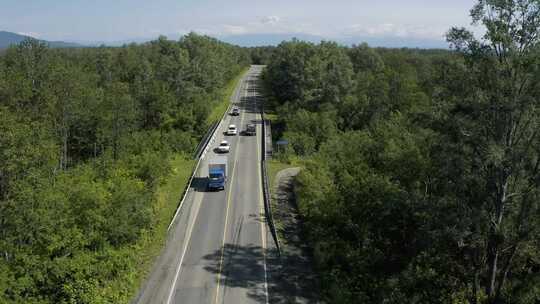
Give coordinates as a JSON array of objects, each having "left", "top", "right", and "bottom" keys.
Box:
[
  {"left": 0, "top": 33, "right": 249, "bottom": 303},
  {"left": 1, "top": 0, "right": 540, "bottom": 303},
  {"left": 262, "top": 1, "right": 540, "bottom": 303}
]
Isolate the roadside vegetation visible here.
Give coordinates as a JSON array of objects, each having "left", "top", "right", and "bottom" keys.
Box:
[
  {"left": 206, "top": 67, "right": 248, "bottom": 125},
  {"left": 0, "top": 33, "right": 249, "bottom": 303},
  {"left": 125, "top": 154, "right": 194, "bottom": 300},
  {"left": 267, "top": 158, "right": 301, "bottom": 236},
  {"left": 267, "top": 159, "right": 299, "bottom": 195},
  {"left": 262, "top": 1, "right": 540, "bottom": 303}
]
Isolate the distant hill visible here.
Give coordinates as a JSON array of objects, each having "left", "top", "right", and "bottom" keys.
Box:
[
  {"left": 339, "top": 35, "right": 448, "bottom": 49},
  {"left": 219, "top": 33, "right": 448, "bottom": 49},
  {"left": 0, "top": 31, "right": 82, "bottom": 49},
  {"left": 0, "top": 30, "right": 448, "bottom": 50}
]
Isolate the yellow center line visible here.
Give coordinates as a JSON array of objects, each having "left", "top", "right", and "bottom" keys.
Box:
[{"left": 213, "top": 72, "right": 248, "bottom": 304}]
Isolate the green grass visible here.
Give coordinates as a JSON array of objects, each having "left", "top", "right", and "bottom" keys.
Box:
[
  {"left": 264, "top": 113, "right": 278, "bottom": 123},
  {"left": 156, "top": 155, "right": 197, "bottom": 228},
  {"left": 266, "top": 158, "right": 304, "bottom": 254},
  {"left": 267, "top": 159, "right": 298, "bottom": 194},
  {"left": 206, "top": 67, "right": 249, "bottom": 125},
  {"left": 266, "top": 159, "right": 294, "bottom": 246},
  {"left": 121, "top": 154, "right": 195, "bottom": 301}
]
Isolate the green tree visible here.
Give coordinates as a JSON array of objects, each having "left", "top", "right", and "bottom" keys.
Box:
[
  {"left": 263, "top": 39, "right": 316, "bottom": 104},
  {"left": 104, "top": 169, "right": 152, "bottom": 246},
  {"left": 348, "top": 43, "right": 384, "bottom": 73},
  {"left": 444, "top": 0, "right": 540, "bottom": 302},
  {"left": 1, "top": 39, "right": 50, "bottom": 117},
  {"left": 45, "top": 62, "right": 86, "bottom": 169},
  {"left": 0, "top": 32, "right": 247, "bottom": 303},
  {"left": 303, "top": 41, "right": 354, "bottom": 110},
  {"left": 98, "top": 82, "right": 137, "bottom": 160},
  {"left": 0, "top": 107, "right": 57, "bottom": 199}
]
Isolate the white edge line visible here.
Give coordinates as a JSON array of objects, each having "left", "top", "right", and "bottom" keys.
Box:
[
  {"left": 165, "top": 197, "right": 199, "bottom": 304},
  {"left": 163, "top": 70, "right": 249, "bottom": 303},
  {"left": 256, "top": 73, "right": 270, "bottom": 304},
  {"left": 166, "top": 71, "right": 246, "bottom": 232}
]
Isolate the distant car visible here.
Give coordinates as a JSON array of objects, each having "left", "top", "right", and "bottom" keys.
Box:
[
  {"left": 227, "top": 124, "right": 238, "bottom": 136},
  {"left": 245, "top": 123, "right": 256, "bottom": 136},
  {"left": 217, "top": 140, "right": 230, "bottom": 153},
  {"left": 230, "top": 108, "right": 240, "bottom": 116}
]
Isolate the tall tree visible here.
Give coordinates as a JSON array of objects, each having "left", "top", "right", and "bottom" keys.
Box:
[
  {"left": 445, "top": 0, "right": 540, "bottom": 302},
  {"left": 46, "top": 62, "right": 85, "bottom": 170},
  {"left": 1, "top": 39, "right": 50, "bottom": 117},
  {"left": 98, "top": 82, "right": 137, "bottom": 160}
]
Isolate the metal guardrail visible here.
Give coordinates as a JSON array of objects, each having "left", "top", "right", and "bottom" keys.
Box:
[
  {"left": 193, "top": 121, "right": 219, "bottom": 159},
  {"left": 166, "top": 70, "right": 281, "bottom": 261},
  {"left": 260, "top": 96, "right": 281, "bottom": 257},
  {"left": 167, "top": 93, "right": 237, "bottom": 232}
]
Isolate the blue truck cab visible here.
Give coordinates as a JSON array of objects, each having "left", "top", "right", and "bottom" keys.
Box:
[{"left": 208, "top": 169, "right": 226, "bottom": 190}]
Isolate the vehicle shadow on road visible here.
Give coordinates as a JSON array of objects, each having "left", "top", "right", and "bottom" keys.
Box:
[
  {"left": 190, "top": 177, "right": 207, "bottom": 192},
  {"left": 213, "top": 147, "right": 229, "bottom": 154}
]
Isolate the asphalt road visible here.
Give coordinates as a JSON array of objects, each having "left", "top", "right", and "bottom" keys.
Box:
[{"left": 133, "top": 65, "right": 273, "bottom": 304}]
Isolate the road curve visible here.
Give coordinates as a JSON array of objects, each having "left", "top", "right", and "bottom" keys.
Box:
[{"left": 133, "top": 65, "right": 272, "bottom": 304}]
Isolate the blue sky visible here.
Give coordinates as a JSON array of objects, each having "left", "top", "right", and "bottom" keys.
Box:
[{"left": 1, "top": 0, "right": 478, "bottom": 45}]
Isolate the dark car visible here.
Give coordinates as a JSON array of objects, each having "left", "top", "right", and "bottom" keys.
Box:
[
  {"left": 230, "top": 108, "right": 240, "bottom": 116},
  {"left": 245, "top": 123, "right": 256, "bottom": 136}
]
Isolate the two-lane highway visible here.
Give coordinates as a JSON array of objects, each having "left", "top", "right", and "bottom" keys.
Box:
[{"left": 134, "top": 65, "right": 271, "bottom": 304}]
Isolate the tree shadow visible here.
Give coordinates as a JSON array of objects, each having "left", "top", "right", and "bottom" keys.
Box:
[
  {"left": 248, "top": 212, "right": 267, "bottom": 223},
  {"left": 271, "top": 173, "right": 322, "bottom": 303},
  {"left": 250, "top": 119, "right": 264, "bottom": 125},
  {"left": 202, "top": 243, "right": 271, "bottom": 303},
  {"left": 236, "top": 96, "right": 260, "bottom": 114},
  {"left": 201, "top": 239, "right": 318, "bottom": 303}
]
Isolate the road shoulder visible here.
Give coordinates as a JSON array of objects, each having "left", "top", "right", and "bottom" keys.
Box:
[{"left": 269, "top": 167, "right": 321, "bottom": 304}]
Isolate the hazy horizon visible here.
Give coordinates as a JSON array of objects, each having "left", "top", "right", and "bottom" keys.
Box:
[{"left": 1, "top": 0, "right": 479, "bottom": 47}]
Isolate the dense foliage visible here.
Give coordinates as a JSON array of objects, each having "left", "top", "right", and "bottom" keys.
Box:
[
  {"left": 263, "top": 1, "right": 540, "bottom": 303},
  {"left": 0, "top": 33, "right": 249, "bottom": 303},
  {"left": 249, "top": 46, "right": 276, "bottom": 65}
]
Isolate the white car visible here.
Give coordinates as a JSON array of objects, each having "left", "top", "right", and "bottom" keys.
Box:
[
  {"left": 217, "top": 140, "right": 230, "bottom": 153},
  {"left": 227, "top": 124, "right": 238, "bottom": 136},
  {"left": 230, "top": 108, "right": 240, "bottom": 116}
]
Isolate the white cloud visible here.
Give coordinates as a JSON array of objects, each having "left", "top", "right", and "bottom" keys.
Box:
[
  {"left": 176, "top": 29, "right": 189, "bottom": 35},
  {"left": 199, "top": 17, "right": 303, "bottom": 37},
  {"left": 343, "top": 23, "right": 445, "bottom": 40},
  {"left": 192, "top": 28, "right": 214, "bottom": 35},
  {"left": 17, "top": 32, "right": 40, "bottom": 38},
  {"left": 181, "top": 15, "right": 451, "bottom": 42},
  {"left": 261, "top": 16, "right": 281, "bottom": 25},
  {"left": 222, "top": 24, "right": 249, "bottom": 35}
]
